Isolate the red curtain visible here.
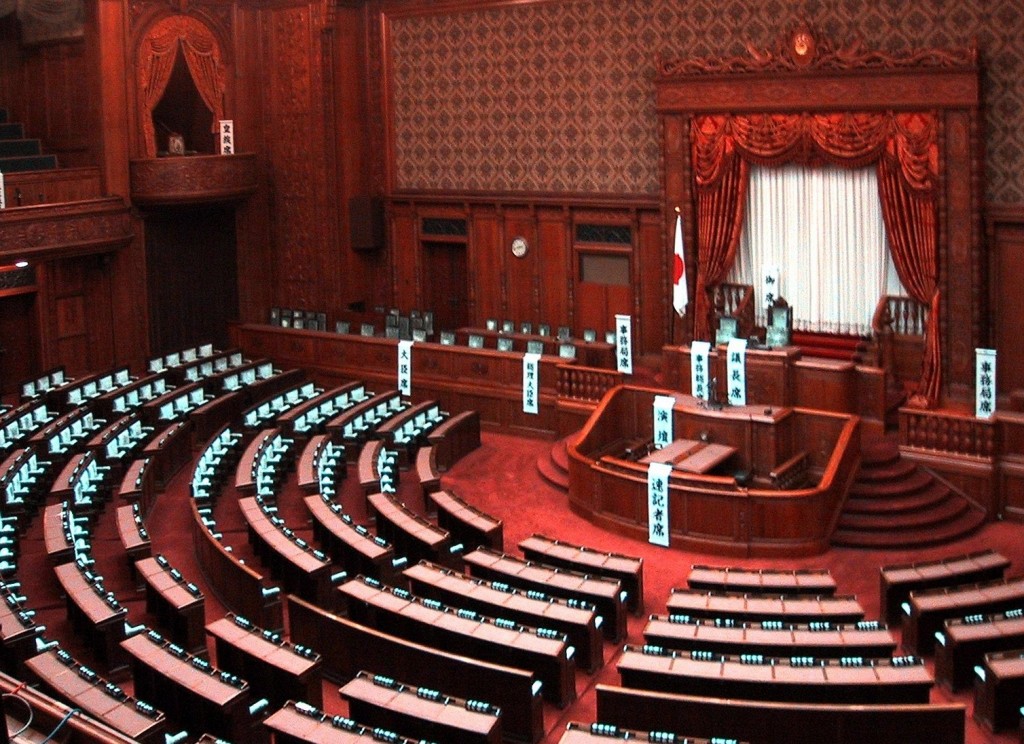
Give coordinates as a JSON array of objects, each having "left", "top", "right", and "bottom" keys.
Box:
[
  {"left": 689, "top": 111, "right": 941, "bottom": 405},
  {"left": 138, "top": 16, "right": 226, "bottom": 158}
]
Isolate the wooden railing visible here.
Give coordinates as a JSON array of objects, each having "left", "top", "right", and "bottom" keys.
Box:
[
  {"left": 870, "top": 294, "right": 928, "bottom": 388},
  {"left": 900, "top": 407, "right": 996, "bottom": 459},
  {"left": 1, "top": 166, "right": 103, "bottom": 207},
  {"left": 556, "top": 364, "right": 623, "bottom": 403}
]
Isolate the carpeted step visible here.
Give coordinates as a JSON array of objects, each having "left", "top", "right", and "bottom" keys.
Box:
[
  {"left": 551, "top": 438, "right": 570, "bottom": 472},
  {"left": 0, "top": 138, "right": 41, "bottom": 158},
  {"left": 535, "top": 437, "right": 570, "bottom": 491},
  {"left": 842, "top": 481, "right": 952, "bottom": 515},
  {"left": 848, "top": 468, "right": 934, "bottom": 498},
  {"left": 836, "top": 494, "right": 969, "bottom": 531},
  {"left": 831, "top": 504, "right": 986, "bottom": 549},
  {"left": 0, "top": 122, "right": 24, "bottom": 139},
  {"left": 0, "top": 154, "right": 57, "bottom": 172},
  {"left": 855, "top": 457, "right": 917, "bottom": 483},
  {"left": 860, "top": 439, "right": 901, "bottom": 466}
]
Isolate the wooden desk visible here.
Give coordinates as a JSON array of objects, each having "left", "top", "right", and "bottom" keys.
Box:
[
  {"left": 643, "top": 615, "right": 896, "bottom": 659},
  {"left": 115, "top": 503, "right": 151, "bottom": 580},
  {"left": 518, "top": 533, "right": 643, "bottom": 615},
  {"left": 404, "top": 560, "right": 604, "bottom": 673},
  {"left": 141, "top": 420, "right": 193, "bottom": 490},
  {"left": 120, "top": 631, "right": 252, "bottom": 742},
  {"left": 207, "top": 614, "right": 322, "bottom": 709},
  {"left": 0, "top": 583, "right": 44, "bottom": 674},
  {"left": 667, "top": 588, "right": 864, "bottom": 625},
  {"left": 427, "top": 409, "right": 481, "bottom": 470},
  {"left": 262, "top": 700, "right": 423, "bottom": 743},
  {"left": 464, "top": 547, "right": 627, "bottom": 642},
  {"left": 640, "top": 438, "right": 703, "bottom": 465},
  {"left": 135, "top": 555, "right": 205, "bottom": 653},
  {"left": 429, "top": 489, "right": 503, "bottom": 552},
  {"left": 340, "top": 671, "right": 502, "bottom": 744},
  {"left": 688, "top": 565, "right": 837, "bottom": 596},
  {"left": 879, "top": 549, "right": 1010, "bottom": 624},
  {"left": 368, "top": 491, "right": 455, "bottom": 568},
  {"left": 53, "top": 561, "right": 128, "bottom": 675},
  {"left": 617, "top": 646, "right": 933, "bottom": 705},
  {"left": 286, "top": 594, "right": 545, "bottom": 744},
  {"left": 339, "top": 575, "right": 576, "bottom": 707},
  {"left": 118, "top": 456, "right": 156, "bottom": 514},
  {"left": 303, "top": 495, "right": 401, "bottom": 582},
  {"left": 973, "top": 649, "right": 1024, "bottom": 731},
  {"left": 934, "top": 609, "right": 1024, "bottom": 691},
  {"left": 43, "top": 501, "right": 75, "bottom": 565},
  {"left": 25, "top": 647, "right": 167, "bottom": 743},
  {"left": 559, "top": 721, "right": 739, "bottom": 744}
]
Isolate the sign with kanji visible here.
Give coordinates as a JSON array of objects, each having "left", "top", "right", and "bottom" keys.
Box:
[
  {"left": 653, "top": 394, "right": 675, "bottom": 450},
  {"left": 614, "top": 314, "right": 633, "bottom": 374},
  {"left": 219, "top": 120, "right": 235, "bottom": 155},
  {"left": 0, "top": 170, "right": 5, "bottom": 209},
  {"left": 523, "top": 352, "right": 540, "bottom": 414},
  {"left": 975, "top": 348, "right": 997, "bottom": 419},
  {"left": 726, "top": 337, "right": 748, "bottom": 406},
  {"left": 690, "top": 340, "right": 711, "bottom": 401},
  {"left": 647, "top": 461, "right": 672, "bottom": 547},
  {"left": 397, "top": 340, "right": 413, "bottom": 395},
  {"left": 762, "top": 265, "right": 781, "bottom": 308}
]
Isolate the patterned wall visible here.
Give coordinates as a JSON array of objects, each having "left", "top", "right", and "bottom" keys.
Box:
[{"left": 387, "top": 0, "right": 1024, "bottom": 204}]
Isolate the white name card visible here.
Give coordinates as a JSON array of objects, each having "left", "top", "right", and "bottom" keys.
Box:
[
  {"left": 726, "top": 337, "right": 748, "bottom": 406},
  {"left": 690, "top": 340, "right": 711, "bottom": 401},
  {"left": 762, "top": 265, "right": 780, "bottom": 308},
  {"left": 614, "top": 314, "right": 633, "bottom": 374},
  {"left": 975, "top": 348, "right": 996, "bottom": 419},
  {"left": 523, "top": 352, "right": 540, "bottom": 414},
  {"left": 0, "top": 170, "right": 5, "bottom": 209},
  {"left": 653, "top": 394, "right": 676, "bottom": 450},
  {"left": 647, "top": 462, "right": 672, "bottom": 547},
  {"left": 397, "top": 340, "right": 413, "bottom": 396},
  {"left": 219, "top": 120, "right": 235, "bottom": 155}
]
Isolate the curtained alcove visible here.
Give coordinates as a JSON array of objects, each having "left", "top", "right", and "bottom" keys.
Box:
[{"left": 657, "top": 25, "right": 983, "bottom": 407}]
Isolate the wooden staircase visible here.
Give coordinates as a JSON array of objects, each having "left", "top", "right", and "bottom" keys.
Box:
[
  {"left": 831, "top": 438, "right": 987, "bottom": 549},
  {"left": 536, "top": 435, "right": 572, "bottom": 491},
  {"left": 0, "top": 107, "right": 58, "bottom": 173}
]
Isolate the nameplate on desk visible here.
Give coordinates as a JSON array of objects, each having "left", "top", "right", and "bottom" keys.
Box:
[
  {"left": 727, "top": 337, "right": 748, "bottom": 406},
  {"left": 690, "top": 341, "right": 711, "bottom": 401},
  {"left": 522, "top": 353, "right": 540, "bottom": 415},
  {"left": 653, "top": 395, "right": 675, "bottom": 449},
  {"left": 647, "top": 461, "right": 671, "bottom": 547},
  {"left": 614, "top": 314, "right": 633, "bottom": 374},
  {"left": 397, "top": 340, "right": 413, "bottom": 396}
]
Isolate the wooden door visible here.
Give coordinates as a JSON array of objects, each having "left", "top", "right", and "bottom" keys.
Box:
[
  {"left": 993, "top": 220, "right": 1024, "bottom": 395},
  {"left": 0, "top": 292, "right": 38, "bottom": 397},
  {"left": 422, "top": 240, "right": 468, "bottom": 334}
]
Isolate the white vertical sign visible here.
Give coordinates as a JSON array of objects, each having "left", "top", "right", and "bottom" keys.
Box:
[
  {"left": 653, "top": 395, "right": 675, "bottom": 450},
  {"left": 397, "top": 340, "right": 413, "bottom": 396},
  {"left": 614, "top": 314, "right": 633, "bottom": 374},
  {"left": 762, "top": 265, "right": 780, "bottom": 308},
  {"left": 523, "top": 352, "right": 540, "bottom": 414},
  {"left": 726, "top": 337, "right": 748, "bottom": 406},
  {"left": 690, "top": 340, "right": 711, "bottom": 401},
  {"left": 0, "top": 170, "right": 5, "bottom": 209},
  {"left": 976, "top": 348, "right": 997, "bottom": 419},
  {"left": 219, "top": 120, "right": 235, "bottom": 155},
  {"left": 647, "top": 462, "right": 672, "bottom": 547}
]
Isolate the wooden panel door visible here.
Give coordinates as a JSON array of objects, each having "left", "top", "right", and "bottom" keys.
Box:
[
  {"left": 993, "top": 221, "right": 1024, "bottom": 395},
  {"left": 422, "top": 241, "right": 468, "bottom": 335}
]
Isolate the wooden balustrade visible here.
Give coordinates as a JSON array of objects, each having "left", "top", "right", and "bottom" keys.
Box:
[
  {"left": 556, "top": 365, "right": 623, "bottom": 403},
  {"left": 899, "top": 408, "right": 996, "bottom": 459}
]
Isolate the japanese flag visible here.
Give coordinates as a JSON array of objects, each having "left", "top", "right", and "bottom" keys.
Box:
[{"left": 672, "top": 213, "right": 688, "bottom": 316}]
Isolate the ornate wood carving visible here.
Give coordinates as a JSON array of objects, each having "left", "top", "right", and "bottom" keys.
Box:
[
  {"left": 0, "top": 198, "right": 134, "bottom": 262},
  {"left": 129, "top": 153, "right": 259, "bottom": 205}
]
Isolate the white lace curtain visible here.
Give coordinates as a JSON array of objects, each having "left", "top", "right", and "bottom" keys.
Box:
[
  {"left": 726, "top": 164, "right": 907, "bottom": 336},
  {"left": 0, "top": 0, "right": 82, "bottom": 32}
]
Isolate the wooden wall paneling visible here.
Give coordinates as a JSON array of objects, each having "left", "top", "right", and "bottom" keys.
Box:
[
  {"left": 661, "top": 113, "right": 690, "bottom": 345},
  {"left": 0, "top": 292, "right": 38, "bottom": 395},
  {"left": 636, "top": 210, "right": 664, "bottom": 358},
  {"left": 988, "top": 210, "right": 1024, "bottom": 395},
  {"left": 469, "top": 207, "right": 502, "bottom": 325},
  {"left": 503, "top": 206, "right": 537, "bottom": 325},
  {"left": 537, "top": 207, "right": 570, "bottom": 328},
  {"left": 389, "top": 203, "right": 418, "bottom": 314}
]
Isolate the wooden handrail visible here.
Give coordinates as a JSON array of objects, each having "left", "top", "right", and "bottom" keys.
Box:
[
  {"left": 899, "top": 407, "right": 996, "bottom": 459},
  {"left": 556, "top": 364, "right": 623, "bottom": 403}
]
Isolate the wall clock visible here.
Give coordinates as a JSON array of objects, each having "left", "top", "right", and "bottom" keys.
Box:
[{"left": 511, "top": 236, "right": 529, "bottom": 258}]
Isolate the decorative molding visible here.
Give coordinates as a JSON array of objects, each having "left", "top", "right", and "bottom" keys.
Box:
[
  {"left": 0, "top": 198, "right": 134, "bottom": 262},
  {"left": 129, "top": 153, "right": 259, "bottom": 205}
]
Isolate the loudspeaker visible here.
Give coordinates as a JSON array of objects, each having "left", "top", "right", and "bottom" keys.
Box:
[{"left": 349, "top": 196, "right": 384, "bottom": 251}]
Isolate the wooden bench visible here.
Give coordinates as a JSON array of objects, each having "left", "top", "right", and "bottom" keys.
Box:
[
  {"left": 595, "top": 684, "right": 965, "bottom": 744},
  {"left": 428, "top": 489, "right": 503, "bottom": 552},
  {"left": 340, "top": 575, "right": 576, "bottom": 707},
  {"left": 901, "top": 576, "right": 1024, "bottom": 655},
  {"left": 688, "top": 564, "right": 836, "bottom": 596},
  {"left": 643, "top": 615, "right": 896, "bottom": 658},
  {"left": 115, "top": 503, "right": 151, "bottom": 581},
  {"left": 519, "top": 533, "right": 643, "bottom": 614},
  {"left": 879, "top": 549, "right": 1010, "bottom": 624},
  {"left": 464, "top": 547, "right": 627, "bottom": 643},
  {"left": 617, "top": 645, "right": 933, "bottom": 704},
  {"left": 934, "top": 607, "right": 1024, "bottom": 690},
  {"left": 207, "top": 613, "right": 322, "bottom": 709},
  {"left": 404, "top": 560, "right": 604, "bottom": 673},
  {"left": 973, "top": 649, "right": 1024, "bottom": 732},
  {"left": 286, "top": 594, "right": 545, "bottom": 744},
  {"left": 340, "top": 670, "right": 502, "bottom": 744},
  {"left": 667, "top": 588, "right": 865, "bottom": 625},
  {"left": 24, "top": 646, "right": 167, "bottom": 743}
]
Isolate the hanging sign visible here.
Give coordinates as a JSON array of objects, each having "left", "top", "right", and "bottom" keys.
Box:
[
  {"left": 690, "top": 340, "right": 711, "bottom": 401},
  {"left": 975, "top": 348, "right": 997, "bottom": 419},
  {"left": 219, "top": 120, "right": 235, "bottom": 155},
  {"left": 523, "top": 352, "right": 540, "bottom": 415},
  {"left": 397, "top": 340, "right": 413, "bottom": 396},
  {"left": 647, "top": 462, "right": 672, "bottom": 547},
  {"left": 0, "top": 170, "right": 5, "bottom": 209},
  {"left": 727, "top": 337, "right": 748, "bottom": 406},
  {"left": 614, "top": 314, "right": 633, "bottom": 374},
  {"left": 653, "top": 394, "right": 675, "bottom": 450},
  {"left": 761, "top": 265, "right": 781, "bottom": 308}
]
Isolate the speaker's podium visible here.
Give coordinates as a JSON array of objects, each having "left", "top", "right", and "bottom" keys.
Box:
[{"left": 567, "top": 386, "right": 861, "bottom": 557}]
